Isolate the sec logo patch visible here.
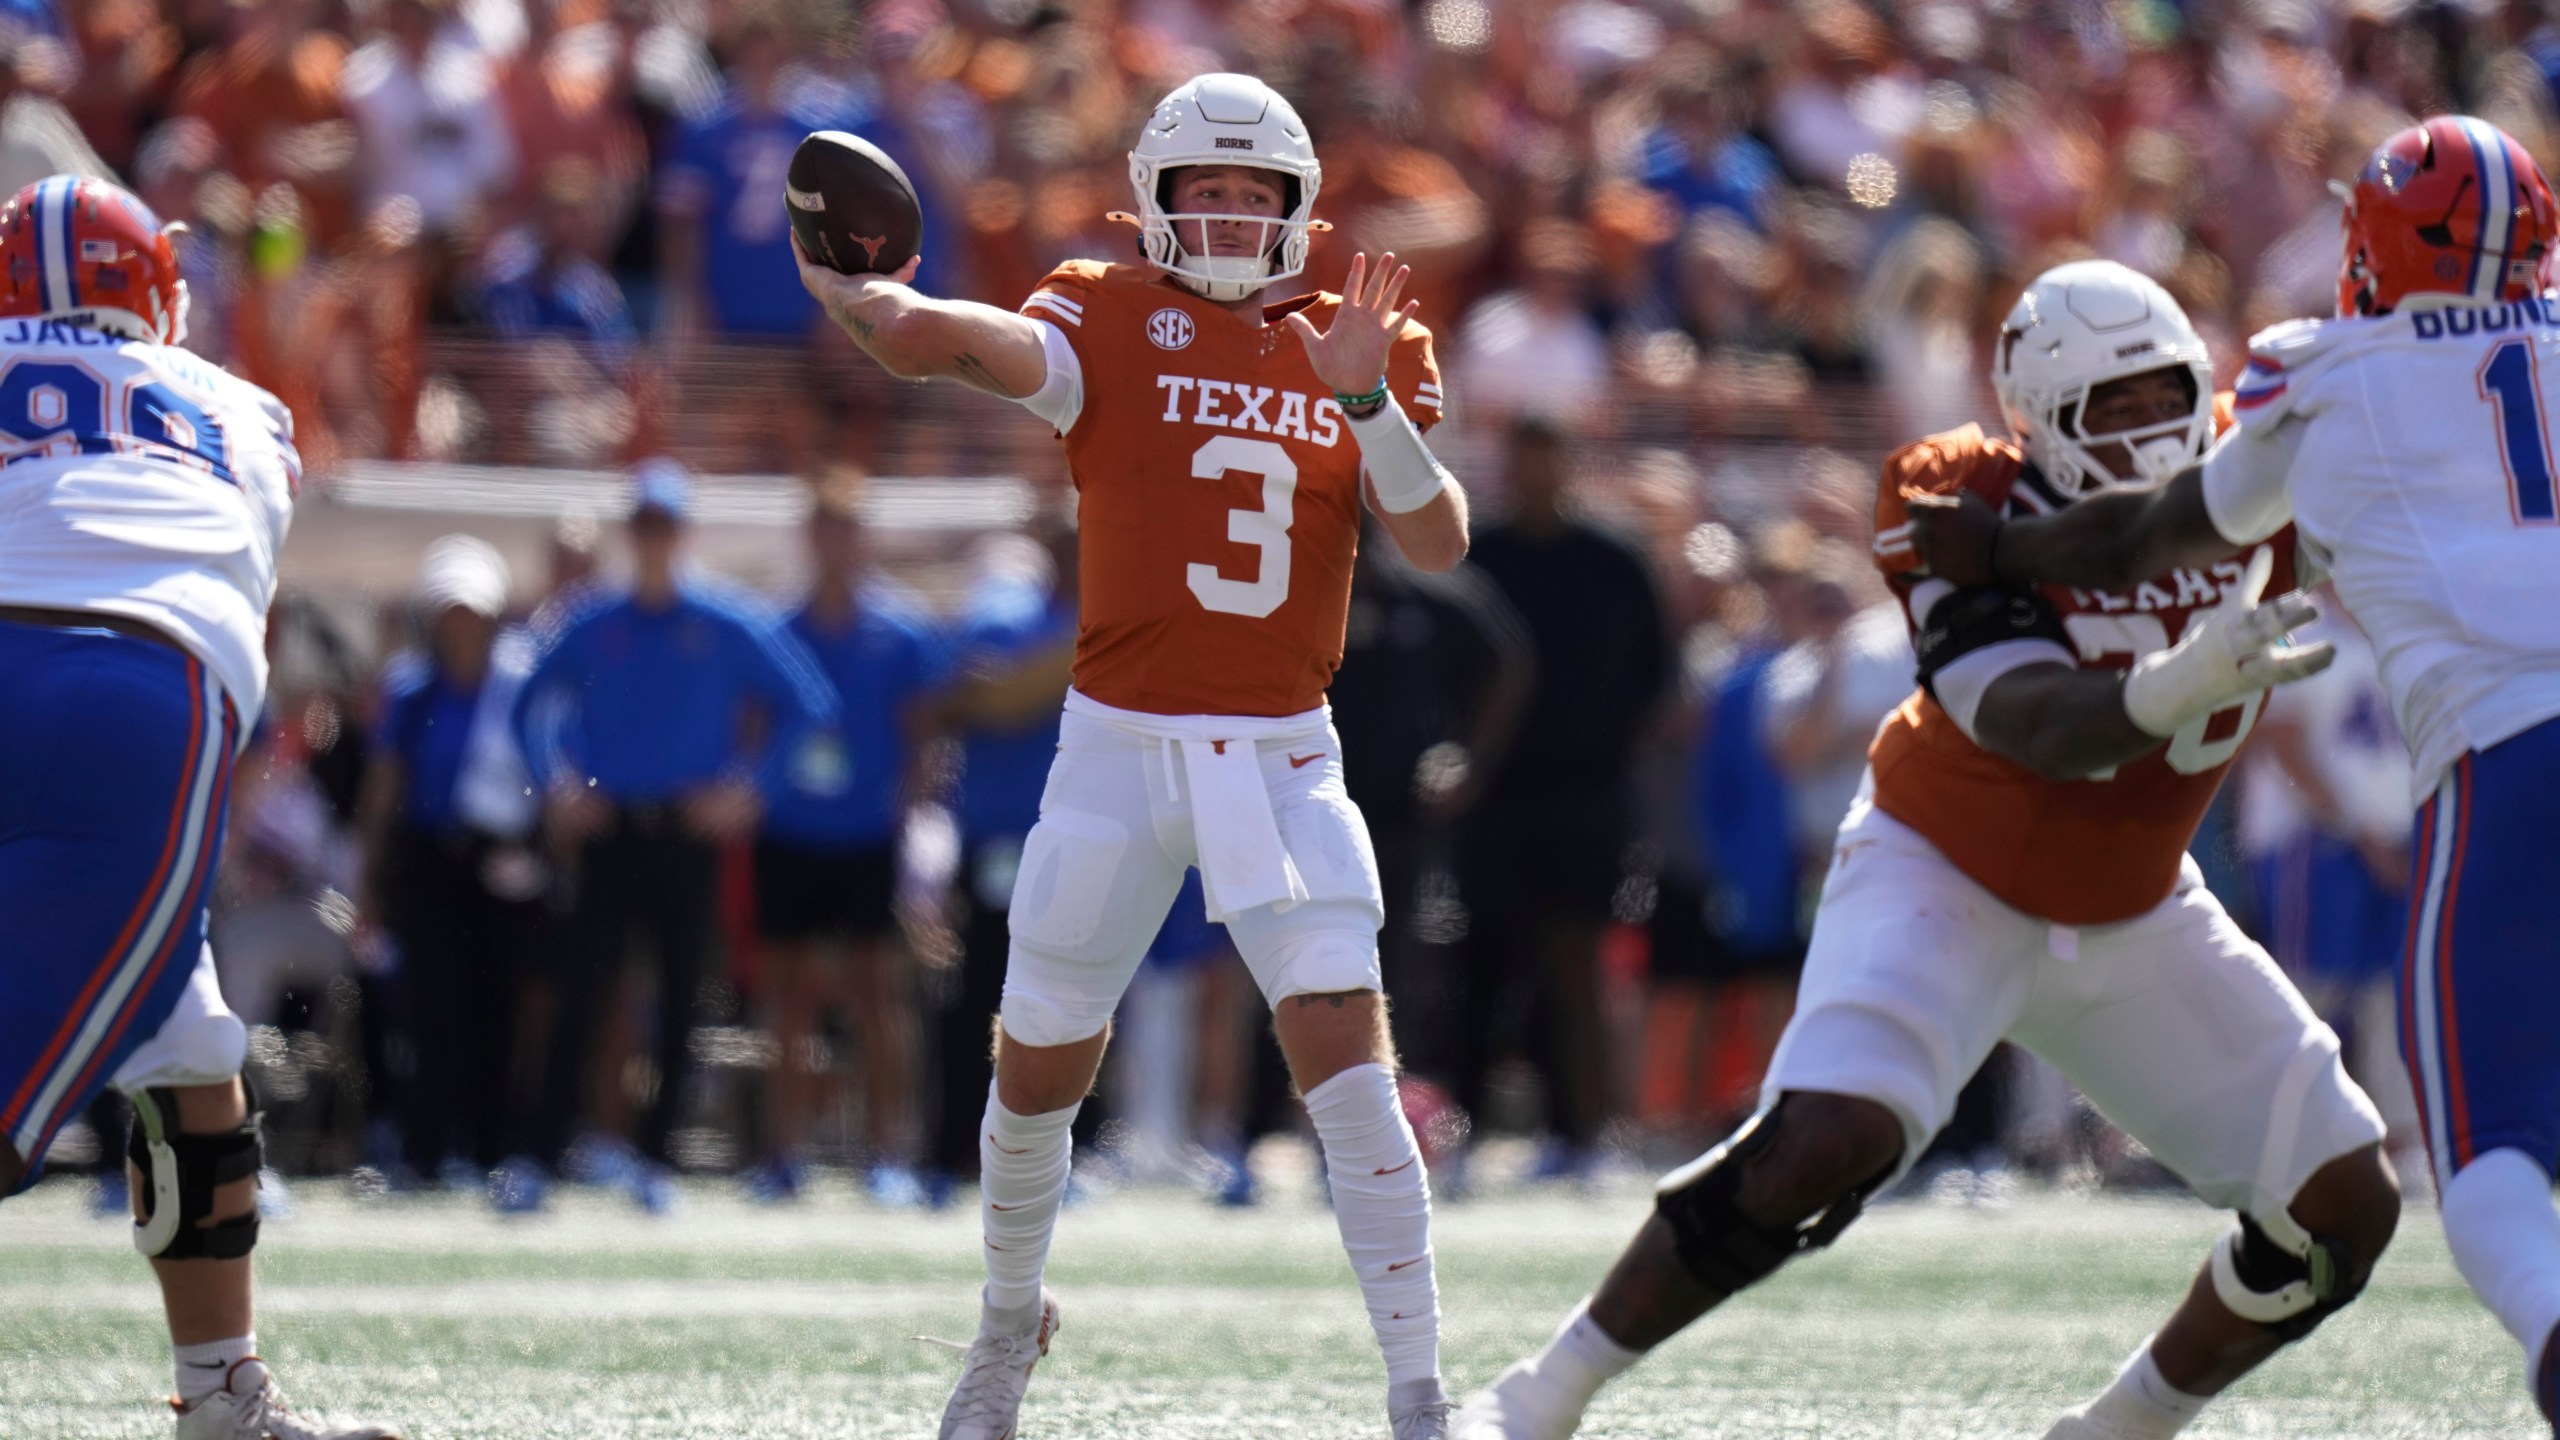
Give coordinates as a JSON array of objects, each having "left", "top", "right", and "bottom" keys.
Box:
[{"left": 1148, "top": 308, "right": 1195, "bottom": 351}]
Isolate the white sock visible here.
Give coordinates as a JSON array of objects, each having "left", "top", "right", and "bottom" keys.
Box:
[
  {"left": 1304, "top": 1063, "right": 1440, "bottom": 1387},
  {"left": 979, "top": 1090, "right": 1079, "bottom": 1320},
  {"left": 2441, "top": 1148, "right": 2560, "bottom": 1379},
  {"left": 1529, "top": 1298, "right": 1642, "bottom": 1402},
  {"left": 174, "top": 1334, "right": 254, "bottom": 1403},
  {"left": 2081, "top": 1338, "right": 2207, "bottom": 1439}
]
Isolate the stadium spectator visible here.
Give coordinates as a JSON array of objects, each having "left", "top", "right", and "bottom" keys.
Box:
[
  {"left": 1456, "top": 414, "right": 1669, "bottom": 1180},
  {"left": 476, "top": 159, "right": 635, "bottom": 349},
  {"left": 355, "top": 535, "right": 545, "bottom": 1191},
  {"left": 653, "top": 8, "right": 842, "bottom": 344},
  {"left": 1450, "top": 220, "right": 1612, "bottom": 428},
  {"left": 747, "top": 471, "right": 947, "bottom": 1207},
  {"left": 922, "top": 527, "right": 1074, "bottom": 1204},
  {"left": 339, "top": 0, "right": 514, "bottom": 247},
  {"left": 503, "top": 460, "right": 836, "bottom": 1213},
  {"left": 473, "top": 157, "right": 640, "bottom": 464}
]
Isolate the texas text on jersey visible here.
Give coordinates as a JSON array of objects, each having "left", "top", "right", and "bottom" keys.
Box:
[
  {"left": 1870, "top": 418, "right": 2292, "bottom": 925},
  {"left": 1021, "top": 258, "right": 1443, "bottom": 718}
]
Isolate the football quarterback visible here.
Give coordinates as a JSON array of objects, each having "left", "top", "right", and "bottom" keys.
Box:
[{"left": 797, "top": 73, "right": 1467, "bottom": 1440}]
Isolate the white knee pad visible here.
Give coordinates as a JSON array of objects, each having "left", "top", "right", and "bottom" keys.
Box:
[
  {"left": 1248, "top": 902, "right": 1384, "bottom": 1008},
  {"left": 998, "top": 948, "right": 1124, "bottom": 1049}
]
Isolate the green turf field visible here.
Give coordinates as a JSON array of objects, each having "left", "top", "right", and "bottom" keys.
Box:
[{"left": 0, "top": 1170, "right": 2529, "bottom": 1438}]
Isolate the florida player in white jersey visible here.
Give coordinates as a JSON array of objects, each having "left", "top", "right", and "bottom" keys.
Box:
[
  {"left": 0, "top": 177, "right": 396, "bottom": 1439},
  {"left": 1916, "top": 114, "right": 2560, "bottom": 1432},
  {"left": 1455, "top": 260, "right": 2400, "bottom": 1440},
  {"left": 794, "top": 75, "right": 1469, "bottom": 1440}
]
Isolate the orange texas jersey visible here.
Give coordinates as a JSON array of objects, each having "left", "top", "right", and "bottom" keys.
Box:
[
  {"left": 1864, "top": 412, "right": 2293, "bottom": 926},
  {"left": 1021, "top": 260, "right": 1444, "bottom": 718}
]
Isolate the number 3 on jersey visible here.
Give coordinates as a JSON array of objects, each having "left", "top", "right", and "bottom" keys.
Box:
[
  {"left": 1187, "top": 436, "right": 1297, "bottom": 618},
  {"left": 2063, "top": 612, "right": 2263, "bottom": 777}
]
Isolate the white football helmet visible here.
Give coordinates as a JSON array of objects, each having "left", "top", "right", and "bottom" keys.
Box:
[
  {"left": 1991, "top": 260, "right": 2214, "bottom": 498},
  {"left": 1116, "top": 73, "right": 1324, "bottom": 303}
]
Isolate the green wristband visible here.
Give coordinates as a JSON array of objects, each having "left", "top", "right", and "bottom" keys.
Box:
[{"left": 1335, "top": 380, "right": 1390, "bottom": 411}]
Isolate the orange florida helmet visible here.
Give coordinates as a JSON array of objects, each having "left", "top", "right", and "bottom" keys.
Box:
[
  {"left": 2339, "top": 116, "right": 2559, "bottom": 318},
  {"left": 0, "top": 175, "right": 189, "bottom": 344}
]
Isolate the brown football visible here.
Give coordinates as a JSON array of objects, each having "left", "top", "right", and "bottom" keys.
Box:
[{"left": 785, "top": 131, "right": 922, "bottom": 277}]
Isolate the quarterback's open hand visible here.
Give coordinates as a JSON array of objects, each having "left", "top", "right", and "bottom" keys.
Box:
[
  {"left": 1286, "top": 251, "right": 1418, "bottom": 399},
  {"left": 1905, "top": 489, "right": 2005, "bottom": 586},
  {"left": 2120, "top": 546, "right": 2335, "bottom": 737}
]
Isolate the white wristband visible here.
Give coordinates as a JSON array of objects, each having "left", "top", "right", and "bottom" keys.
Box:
[{"left": 1346, "top": 393, "right": 1452, "bottom": 514}]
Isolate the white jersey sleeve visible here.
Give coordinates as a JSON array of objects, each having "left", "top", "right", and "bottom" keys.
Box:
[
  {"left": 2199, "top": 319, "right": 2335, "bottom": 545},
  {"left": 0, "top": 319, "right": 299, "bottom": 721},
  {"left": 1015, "top": 318, "right": 1085, "bottom": 434}
]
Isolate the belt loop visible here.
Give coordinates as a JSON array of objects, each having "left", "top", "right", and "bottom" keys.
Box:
[{"left": 1160, "top": 737, "right": 1180, "bottom": 801}]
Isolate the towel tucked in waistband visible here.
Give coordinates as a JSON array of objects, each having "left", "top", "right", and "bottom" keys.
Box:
[{"left": 1064, "top": 689, "right": 1322, "bottom": 922}]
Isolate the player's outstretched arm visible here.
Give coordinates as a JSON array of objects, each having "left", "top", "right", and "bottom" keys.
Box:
[
  {"left": 1909, "top": 467, "right": 2236, "bottom": 591},
  {"left": 1971, "top": 663, "right": 2178, "bottom": 780},
  {"left": 794, "top": 240, "right": 1047, "bottom": 399},
  {"left": 1962, "top": 548, "right": 2333, "bottom": 779}
]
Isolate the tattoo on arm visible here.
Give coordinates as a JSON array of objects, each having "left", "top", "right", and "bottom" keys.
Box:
[
  {"left": 951, "top": 350, "right": 1003, "bottom": 392},
  {"left": 1291, "top": 992, "right": 1351, "bottom": 1010}
]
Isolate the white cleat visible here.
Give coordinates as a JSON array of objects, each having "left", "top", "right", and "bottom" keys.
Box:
[
  {"left": 171, "top": 1358, "right": 400, "bottom": 1440},
  {"left": 937, "top": 1289, "right": 1062, "bottom": 1440},
  {"left": 1392, "top": 1395, "right": 1453, "bottom": 1440},
  {"left": 1452, "top": 1357, "right": 1596, "bottom": 1440}
]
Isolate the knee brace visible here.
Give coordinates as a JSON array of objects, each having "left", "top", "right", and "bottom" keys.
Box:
[
  {"left": 2209, "top": 1208, "right": 2364, "bottom": 1341},
  {"left": 128, "top": 1086, "right": 262, "bottom": 1261},
  {"left": 1652, "top": 1109, "right": 1883, "bottom": 1298}
]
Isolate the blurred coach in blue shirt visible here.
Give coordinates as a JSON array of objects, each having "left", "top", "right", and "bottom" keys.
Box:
[
  {"left": 508, "top": 459, "right": 836, "bottom": 1211},
  {"left": 747, "top": 471, "right": 947, "bottom": 1205}
]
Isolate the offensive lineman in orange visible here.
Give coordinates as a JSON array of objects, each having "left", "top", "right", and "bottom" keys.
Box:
[
  {"left": 1453, "top": 261, "right": 2403, "bottom": 1440},
  {"left": 797, "top": 75, "right": 1466, "bottom": 1440}
]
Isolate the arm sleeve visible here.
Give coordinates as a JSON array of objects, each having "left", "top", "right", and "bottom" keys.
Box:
[
  {"left": 1910, "top": 584, "right": 2076, "bottom": 744},
  {"left": 2199, "top": 419, "right": 2306, "bottom": 546},
  {"left": 1017, "top": 265, "right": 1102, "bottom": 436},
  {"left": 1013, "top": 318, "right": 1085, "bottom": 435}
]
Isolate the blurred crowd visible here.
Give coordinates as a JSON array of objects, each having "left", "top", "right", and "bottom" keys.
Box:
[
  {"left": 13, "top": 0, "right": 2504, "bottom": 1205},
  {"left": 14, "top": 0, "right": 2560, "bottom": 474}
]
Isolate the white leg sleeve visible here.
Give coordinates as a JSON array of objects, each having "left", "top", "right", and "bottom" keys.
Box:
[
  {"left": 2441, "top": 1147, "right": 2560, "bottom": 1376},
  {"left": 979, "top": 1091, "right": 1079, "bottom": 1316},
  {"left": 1304, "top": 1062, "right": 1439, "bottom": 1386}
]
